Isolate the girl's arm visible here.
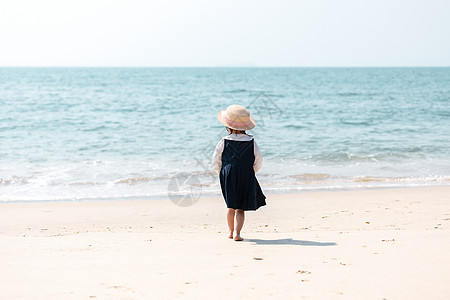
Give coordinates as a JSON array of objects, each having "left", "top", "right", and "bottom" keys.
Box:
[
  {"left": 211, "top": 139, "right": 224, "bottom": 174},
  {"left": 254, "top": 141, "right": 263, "bottom": 173}
]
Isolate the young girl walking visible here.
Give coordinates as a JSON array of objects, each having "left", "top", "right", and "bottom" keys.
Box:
[{"left": 212, "top": 104, "right": 266, "bottom": 241}]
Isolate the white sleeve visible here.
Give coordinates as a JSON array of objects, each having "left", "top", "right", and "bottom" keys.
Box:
[
  {"left": 211, "top": 139, "right": 224, "bottom": 174},
  {"left": 253, "top": 141, "right": 263, "bottom": 173}
]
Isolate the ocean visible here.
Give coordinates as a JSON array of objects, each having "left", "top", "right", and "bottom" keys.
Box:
[{"left": 1, "top": 67, "right": 449, "bottom": 202}]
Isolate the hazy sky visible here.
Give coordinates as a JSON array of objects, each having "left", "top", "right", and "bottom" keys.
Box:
[{"left": 1, "top": 0, "right": 449, "bottom": 67}]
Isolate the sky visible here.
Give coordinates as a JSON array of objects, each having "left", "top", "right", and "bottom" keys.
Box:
[{"left": 0, "top": 0, "right": 449, "bottom": 67}]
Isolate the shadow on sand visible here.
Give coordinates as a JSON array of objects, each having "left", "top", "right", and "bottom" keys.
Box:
[{"left": 245, "top": 238, "right": 337, "bottom": 246}]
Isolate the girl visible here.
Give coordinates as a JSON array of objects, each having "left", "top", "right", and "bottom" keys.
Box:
[{"left": 212, "top": 104, "right": 266, "bottom": 241}]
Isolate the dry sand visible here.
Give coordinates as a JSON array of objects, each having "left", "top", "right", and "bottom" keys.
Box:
[{"left": 1, "top": 186, "right": 449, "bottom": 299}]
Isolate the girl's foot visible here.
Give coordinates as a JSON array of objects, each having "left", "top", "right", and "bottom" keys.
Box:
[
  {"left": 234, "top": 235, "right": 243, "bottom": 241},
  {"left": 228, "top": 232, "right": 233, "bottom": 239}
]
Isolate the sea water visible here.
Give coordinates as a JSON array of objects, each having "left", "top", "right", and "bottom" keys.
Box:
[{"left": 0, "top": 67, "right": 449, "bottom": 202}]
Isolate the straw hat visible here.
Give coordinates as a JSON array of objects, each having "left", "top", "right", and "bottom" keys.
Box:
[{"left": 217, "top": 104, "right": 256, "bottom": 130}]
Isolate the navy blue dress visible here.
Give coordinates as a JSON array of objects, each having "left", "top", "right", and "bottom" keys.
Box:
[{"left": 219, "top": 139, "right": 266, "bottom": 211}]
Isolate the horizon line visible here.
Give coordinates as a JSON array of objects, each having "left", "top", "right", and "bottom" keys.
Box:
[{"left": 0, "top": 65, "right": 449, "bottom": 68}]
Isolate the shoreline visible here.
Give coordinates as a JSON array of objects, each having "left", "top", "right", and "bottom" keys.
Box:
[
  {"left": 1, "top": 183, "right": 449, "bottom": 204},
  {"left": 1, "top": 186, "right": 449, "bottom": 299}
]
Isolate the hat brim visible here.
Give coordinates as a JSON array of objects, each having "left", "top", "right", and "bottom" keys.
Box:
[{"left": 217, "top": 110, "right": 256, "bottom": 130}]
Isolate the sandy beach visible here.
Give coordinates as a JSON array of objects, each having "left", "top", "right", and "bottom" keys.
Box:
[{"left": 1, "top": 186, "right": 449, "bottom": 299}]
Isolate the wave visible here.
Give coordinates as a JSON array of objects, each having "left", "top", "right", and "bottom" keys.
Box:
[
  {"left": 340, "top": 118, "right": 373, "bottom": 126},
  {"left": 260, "top": 175, "right": 450, "bottom": 193},
  {"left": 352, "top": 175, "right": 450, "bottom": 183},
  {"left": 116, "top": 177, "right": 151, "bottom": 184},
  {"left": 69, "top": 181, "right": 98, "bottom": 186},
  {"left": 81, "top": 125, "right": 108, "bottom": 132},
  {"left": 1, "top": 168, "right": 449, "bottom": 202},
  {"left": 222, "top": 89, "right": 248, "bottom": 94},
  {"left": 284, "top": 124, "right": 306, "bottom": 129},
  {"left": 288, "top": 173, "right": 331, "bottom": 181},
  {"left": 435, "top": 111, "right": 450, "bottom": 117},
  {"left": 306, "top": 152, "right": 383, "bottom": 163},
  {"left": 0, "top": 176, "right": 30, "bottom": 185},
  {"left": 337, "top": 92, "right": 360, "bottom": 97}
]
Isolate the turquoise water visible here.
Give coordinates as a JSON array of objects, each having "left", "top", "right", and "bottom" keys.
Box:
[{"left": 1, "top": 67, "right": 449, "bottom": 201}]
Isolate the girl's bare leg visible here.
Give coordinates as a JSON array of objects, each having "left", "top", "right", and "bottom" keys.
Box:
[
  {"left": 227, "top": 208, "right": 235, "bottom": 238},
  {"left": 234, "top": 209, "right": 245, "bottom": 241}
]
